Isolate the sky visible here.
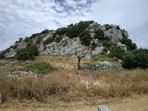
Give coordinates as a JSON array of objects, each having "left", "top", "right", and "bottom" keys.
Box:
[{"left": 0, "top": 0, "right": 148, "bottom": 51}]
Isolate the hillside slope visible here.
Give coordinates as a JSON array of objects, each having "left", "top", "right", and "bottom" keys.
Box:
[{"left": 0, "top": 21, "right": 136, "bottom": 59}]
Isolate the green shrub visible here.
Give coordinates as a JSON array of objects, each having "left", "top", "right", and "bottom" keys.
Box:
[
  {"left": 22, "top": 62, "right": 56, "bottom": 74},
  {"left": 0, "top": 48, "right": 11, "bottom": 59},
  {"left": 95, "top": 29, "right": 105, "bottom": 40},
  {"left": 102, "top": 40, "right": 112, "bottom": 48},
  {"left": 120, "top": 38, "right": 137, "bottom": 50},
  {"left": 55, "top": 35, "right": 63, "bottom": 42},
  {"left": 16, "top": 43, "right": 39, "bottom": 61},
  {"left": 0, "top": 51, "right": 5, "bottom": 59},
  {"left": 105, "top": 24, "right": 113, "bottom": 30},
  {"left": 66, "top": 21, "right": 93, "bottom": 38},
  {"left": 109, "top": 48, "right": 125, "bottom": 59},
  {"left": 122, "top": 49, "right": 148, "bottom": 69},
  {"left": 116, "top": 25, "right": 120, "bottom": 30},
  {"left": 41, "top": 29, "right": 49, "bottom": 34},
  {"left": 43, "top": 36, "right": 55, "bottom": 45},
  {"left": 79, "top": 31, "right": 91, "bottom": 46},
  {"left": 55, "top": 27, "right": 67, "bottom": 35},
  {"left": 30, "top": 33, "right": 40, "bottom": 39}
]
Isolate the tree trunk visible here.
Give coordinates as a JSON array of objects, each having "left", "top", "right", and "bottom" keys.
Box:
[{"left": 77, "top": 57, "right": 81, "bottom": 69}]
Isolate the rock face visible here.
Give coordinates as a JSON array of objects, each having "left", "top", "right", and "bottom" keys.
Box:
[
  {"left": 116, "top": 42, "right": 127, "bottom": 51},
  {"left": 2, "top": 21, "right": 129, "bottom": 58}
]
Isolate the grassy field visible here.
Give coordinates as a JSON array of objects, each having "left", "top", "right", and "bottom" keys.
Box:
[{"left": 0, "top": 57, "right": 148, "bottom": 111}]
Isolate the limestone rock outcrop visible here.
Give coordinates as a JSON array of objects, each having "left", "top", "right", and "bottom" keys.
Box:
[{"left": 1, "top": 21, "right": 130, "bottom": 58}]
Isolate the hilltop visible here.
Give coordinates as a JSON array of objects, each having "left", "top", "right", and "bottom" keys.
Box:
[{"left": 0, "top": 21, "right": 136, "bottom": 59}]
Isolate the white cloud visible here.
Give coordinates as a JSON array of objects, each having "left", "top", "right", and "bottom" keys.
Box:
[{"left": 0, "top": 0, "right": 148, "bottom": 51}]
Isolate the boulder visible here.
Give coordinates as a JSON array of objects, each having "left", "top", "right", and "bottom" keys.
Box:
[
  {"left": 104, "top": 28, "right": 123, "bottom": 44},
  {"left": 116, "top": 42, "right": 127, "bottom": 51},
  {"left": 107, "top": 50, "right": 110, "bottom": 55},
  {"left": 92, "top": 46, "right": 104, "bottom": 55},
  {"left": 93, "top": 39, "right": 99, "bottom": 45}
]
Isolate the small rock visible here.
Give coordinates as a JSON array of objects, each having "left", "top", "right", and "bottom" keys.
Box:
[
  {"left": 98, "top": 105, "right": 118, "bottom": 111},
  {"left": 107, "top": 50, "right": 110, "bottom": 55}
]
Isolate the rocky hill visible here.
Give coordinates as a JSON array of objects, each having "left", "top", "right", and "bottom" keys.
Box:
[{"left": 0, "top": 21, "right": 137, "bottom": 59}]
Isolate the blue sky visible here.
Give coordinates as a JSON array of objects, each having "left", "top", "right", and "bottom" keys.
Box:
[{"left": 0, "top": 0, "right": 148, "bottom": 51}]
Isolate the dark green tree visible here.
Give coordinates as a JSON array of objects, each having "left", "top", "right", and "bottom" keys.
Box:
[
  {"left": 16, "top": 43, "right": 39, "bottom": 61},
  {"left": 122, "top": 49, "right": 148, "bottom": 69}
]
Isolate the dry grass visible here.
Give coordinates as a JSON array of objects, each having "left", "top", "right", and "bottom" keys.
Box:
[
  {"left": 0, "top": 69, "right": 148, "bottom": 103},
  {"left": 1, "top": 94, "right": 148, "bottom": 111}
]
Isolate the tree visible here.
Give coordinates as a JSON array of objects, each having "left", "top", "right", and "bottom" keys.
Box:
[
  {"left": 122, "top": 49, "right": 148, "bottom": 69},
  {"left": 75, "top": 48, "right": 89, "bottom": 69},
  {"left": 16, "top": 43, "right": 39, "bottom": 61}
]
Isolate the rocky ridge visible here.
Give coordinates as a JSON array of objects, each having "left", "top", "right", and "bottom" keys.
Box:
[{"left": 1, "top": 21, "right": 132, "bottom": 59}]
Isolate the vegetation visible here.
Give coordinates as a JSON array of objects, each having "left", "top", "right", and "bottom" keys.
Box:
[
  {"left": 105, "top": 24, "right": 113, "bottom": 30},
  {"left": 109, "top": 48, "right": 125, "bottom": 59},
  {"left": 122, "top": 49, "right": 148, "bottom": 69},
  {"left": 43, "top": 36, "right": 55, "bottom": 45},
  {"left": 116, "top": 25, "right": 120, "bottom": 30},
  {"left": 79, "top": 31, "right": 91, "bottom": 46},
  {"left": 41, "top": 29, "right": 49, "bottom": 34},
  {"left": 0, "top": 48, "right": 11, "bottom": 59},
  {"left": 30, "top": 33, "right": 40, "bottom": 39},
  {"left": 16, "top": 43, "right": 39, "bottom": 61},
  {"left": 55, "top": 35, "right": 63, "bottom": 43},
  {"left": 0, "top": 69, "right": 148, "bottom": 102},
  {"left": 0, "top": 51, "right": 5, "bottom": 59},
  {"left": 66, "top": 21, "right": 93, "bottom": 38},
  {"left": 120, "top": 38, "right": 137, "bottom": 50},
  {"left": 102, "top": 40, "right": 112, "bottom": 48},
  {"left": 95, "top": 29, "right": 105, "bottom": 40},
  {"left": 55, "top": 27, "right": 67, "bottom": 35},
  {"left": 22, "top": 62, "right": 56, "bottom": 75}
]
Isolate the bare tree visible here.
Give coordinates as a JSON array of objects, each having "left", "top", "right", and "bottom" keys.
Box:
[{"left": 75, "top": 48, "right": 89, "bottom": 69}]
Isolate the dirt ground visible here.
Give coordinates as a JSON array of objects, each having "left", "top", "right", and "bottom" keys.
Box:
[{"left": 1, "top": 94, "right": 148, "bottom": 111}]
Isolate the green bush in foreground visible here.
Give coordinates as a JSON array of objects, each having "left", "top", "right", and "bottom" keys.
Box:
[
  {"left": 23, "top": 62, "right": 56, "bottom": 74},
  {"left": 122, "top": 49, "right": 148, "bottom": 69}
]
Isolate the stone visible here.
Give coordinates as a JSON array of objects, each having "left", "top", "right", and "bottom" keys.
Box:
[
  {"left": 93, "top": 39, "right": 99, "bottom": 45},
  {"left": 90, "top": 33, "right": 95, "bottom": 38},
  {"left": 107, "top": 50, "right": 110, "bottom": 55},
  {"left": 99, "top": 25, "right": 106, "bottom": 31},
  {"left": 99, "top": 61, "right": 113, "bottom": 67},
  {"left": 104, "top": 28, "right": 123, "bottom": 44},
  {"left": 118, "top": 59, "right": 122, "bottom": 63},
  {"left": 92, "top": 46, "right": 104, "bottom": 55},
  {"left": 5, "top": 48, "right": 16, "bottom": 58},
  {"left": 116, "top": 42, "right": 127, "bottom": 51},
  {"left": 98, "top": 105, "right": 118, "bottom": 111}
]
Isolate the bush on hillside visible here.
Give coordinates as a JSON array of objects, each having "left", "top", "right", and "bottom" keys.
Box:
[
  {"left": 55, "top": 27, "right": 67, "bottom": 35},
  {"left": 79, "top": 31, "right": 91, "bottom": 46},
  {"left": 0, "top": 51, "right": 5, "bottom": 59},
  {"left": 41, "top": 29, "right": 49, "bottom": 34},
  {"left": 109, "top": 48, "right": 125, "bottom": 59},
  {"left": 120, "top": 38, "right": 137, "bottom": 50},
  {"left": 16, "top": 43, "right": 39, "bottom": 61},
  {"left": 95, "top": 29, "right": 106, "bottom": 40},
  {"left": 122, "top": 49, "right": 148, "bottom": 69},
  {"left": 43, "top": 36, "right": 55, "bottom": 45},
  {"left": 66, "top": 21, "right": 93, "bottom": 38}
]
